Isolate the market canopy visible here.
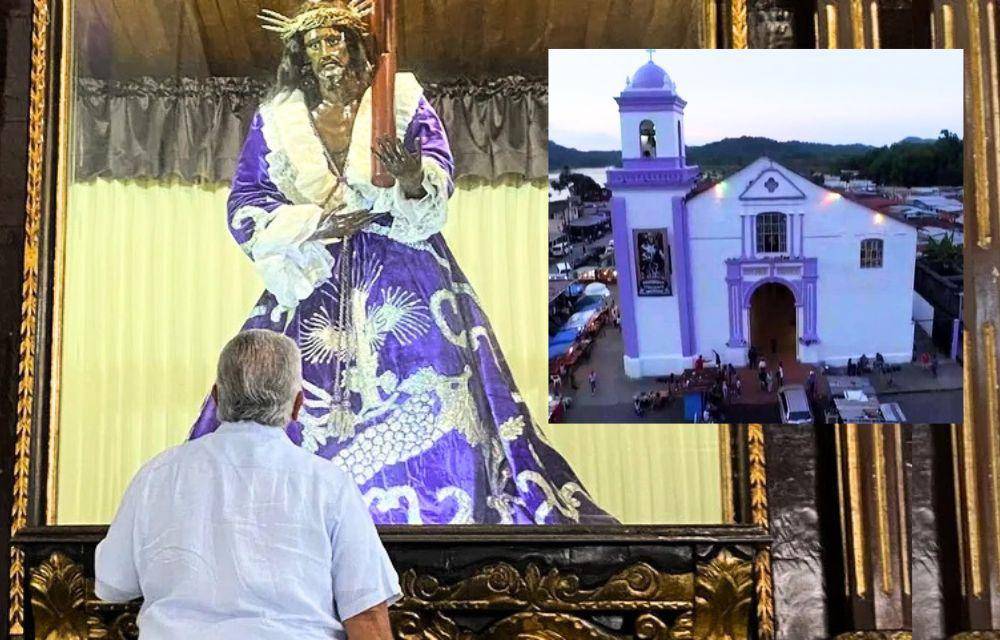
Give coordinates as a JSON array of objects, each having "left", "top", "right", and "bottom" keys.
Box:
[
  {"left": 568, "top": 214, "right": 610, "bottom": 228},
  {"left": 548, "top": 341, "right": 574, "bottom": 360}
]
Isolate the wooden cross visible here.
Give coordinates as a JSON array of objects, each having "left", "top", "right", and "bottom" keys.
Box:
[{"left": 370, "top": 0, "right": 398, "bottom": 187}]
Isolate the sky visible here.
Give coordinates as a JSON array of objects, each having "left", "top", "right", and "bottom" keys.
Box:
[{"left": 549, "top": 49, "right": 964, "bottom": 150}]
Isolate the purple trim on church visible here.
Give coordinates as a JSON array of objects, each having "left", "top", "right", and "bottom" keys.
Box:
[
  {"left": 621, "top": 157, "right": 686, "bottom": 170},
  {"left": 611, "top": 197, "right": 639, "bottom": 358},
  {"left": 737, "top": 166, "right": 807, "bottom": 201},
  {"left": 607, "top": 166, "right": 699, "bottom": 190},
  {"left": 672, "top": 197, "right": 696, "bottom": 357},
  {"left": 740, "top": 216, "right": 747, "bottom": 257},
  {"left": 725, "top": 261, "right": 746, "bottom": 347},
  {"left": 798, "top": 213, "right": 805, "bottom": 257},
  {"left": 788, "top": 214, "right": 795, "bottom": 256},
  {"left": 724, "top": 255, "right": 820, "bottom": 348},
  {"left": 800, "top": 257, "right": 819, "bottom": 343},
  {"left": 615, "top": 93, "right": 687, "bottom": 112}
]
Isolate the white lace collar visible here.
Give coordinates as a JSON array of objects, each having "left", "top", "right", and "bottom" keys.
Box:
[{"left": 258, "top": 73, "right": 424, "bottom": 206}]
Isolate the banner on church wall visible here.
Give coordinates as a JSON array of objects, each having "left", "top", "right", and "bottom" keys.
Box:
[{"left": 633, "top": 228, "right": 672, "bottom": 296}]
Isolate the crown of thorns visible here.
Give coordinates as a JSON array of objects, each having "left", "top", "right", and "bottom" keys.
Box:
[{"left": 258, "top": 2, "right": 370, "bottom": 41}]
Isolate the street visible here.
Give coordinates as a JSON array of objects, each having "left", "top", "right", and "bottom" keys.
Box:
[{"left": 879, "top": 389, "right": 962, "bottom": 424}]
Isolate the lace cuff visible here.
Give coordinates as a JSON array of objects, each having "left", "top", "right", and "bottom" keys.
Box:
[
  {"left": 387, "top": 158, "right": 451, "bottom": 244},
  {"left": 250, "top": 203, "right": 334, "bottom": 311}
]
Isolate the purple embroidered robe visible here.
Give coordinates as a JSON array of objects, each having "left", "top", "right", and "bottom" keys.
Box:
[{"left": 190, "top": 75, "right": 614, "bottom": 525}]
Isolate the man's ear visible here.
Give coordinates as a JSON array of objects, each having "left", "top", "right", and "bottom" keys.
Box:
[{"left": 291, "top": 390, "right": 304, "bottom": 421}]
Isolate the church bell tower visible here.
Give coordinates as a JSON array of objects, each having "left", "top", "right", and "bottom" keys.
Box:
[{"left": 607, "top": 52, "right": 700, "bottom": 377}]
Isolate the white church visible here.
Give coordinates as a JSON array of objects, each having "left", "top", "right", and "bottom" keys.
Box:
[{"left": 607, "top": 57, "right": 917, "bottom": 377}]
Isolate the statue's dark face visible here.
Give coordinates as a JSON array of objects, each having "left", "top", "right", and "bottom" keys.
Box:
[{"left": 303, "top": 26, "right": 353, "bottom": 89}]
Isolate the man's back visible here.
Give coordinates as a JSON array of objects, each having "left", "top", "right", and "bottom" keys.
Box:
[{"left": 95, "top": 421, "right": 400, "bottom": 639}]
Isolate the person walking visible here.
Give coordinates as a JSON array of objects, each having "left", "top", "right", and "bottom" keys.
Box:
[
  {"left": 931, "top": 353, "right": 939, "bottom": 378},
  {"left": 734, "top": 376, "right": 743, "bottom": 399},
  {"left": 766, "top": 370, "right": 774, "bottom": 393},
  {"left": 713, "top": 349, "right": 721, "bottom": 370},
  {"left": 777, "top": 361, "right": 784, "bottom": 388},
  {"left": 847, "top": 358, "right": 855, "bottom": 376},
  {"left": 550, "top": 374, "right": 561, "bottom": 397},
  {"left": 722, "top": 379, "right": 729, "bottom": 404},
  {"left": 588, "top": 370, "right": 598, "bottom": 395},
  {"left": 806, "top": 370, "right": 816, "bottom": 399},
  {"left": 747, "top": 345, "right": 758, "bottom": 370}
]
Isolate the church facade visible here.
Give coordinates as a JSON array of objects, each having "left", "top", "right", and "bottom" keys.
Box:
[{"left": 608, "top": 59, "right": 917, "bottom": 377}]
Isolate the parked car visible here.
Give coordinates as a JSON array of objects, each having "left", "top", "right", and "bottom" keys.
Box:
[
  {"left": 549, "top": 238, "right": 572, "bottom": 257},
  {"left": 548, "top": 262, "right": 575, "bottom": 281},
  {"left": 777, "top": 384, "right": 814, "bottom": 424},
  {"left": 576, "top": 267, "right": 598, "bottom": 283}
]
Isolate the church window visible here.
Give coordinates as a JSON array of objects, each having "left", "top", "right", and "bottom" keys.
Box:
[
  {"left": 640, "top": 120, "right": 656, "bottom": 158},
  {"left": 755, "top": 212, "right": 787, "bottom": 254},
  {"left": 860, "top": 238, "right": 883, "bottom": 268}
]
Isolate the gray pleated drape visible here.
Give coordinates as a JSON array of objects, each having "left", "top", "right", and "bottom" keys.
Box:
[{"left": 73, "top": 75, "right": 546, "bottom": 183}]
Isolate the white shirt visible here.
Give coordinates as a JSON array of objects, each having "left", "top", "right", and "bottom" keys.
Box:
[{"left": 95, "top": 421, "right": 400, "bottom": 639}]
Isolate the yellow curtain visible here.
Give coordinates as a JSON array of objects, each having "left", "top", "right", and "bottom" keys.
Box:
[{"left": 55, "top": 177, "right": 722, "bottom": 524}]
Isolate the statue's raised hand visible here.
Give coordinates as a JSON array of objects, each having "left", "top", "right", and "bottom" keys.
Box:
[{"left": 374, "top": 135, "right": 426, "bottom": 198}]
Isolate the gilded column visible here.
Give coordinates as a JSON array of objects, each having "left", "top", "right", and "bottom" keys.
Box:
[
  {"left": 942, "top": 0, "right": 1000, "bottom": 632},
  {"left": 946, "top": 335, "right": 1000, "bottom": 633},
  {"left": 832, "top": 424, "right": 912, "bottom": 637}
]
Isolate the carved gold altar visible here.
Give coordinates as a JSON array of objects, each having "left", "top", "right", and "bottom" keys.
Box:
[{"left": 19, "top": 526, "right": 771, "bottom": 640}]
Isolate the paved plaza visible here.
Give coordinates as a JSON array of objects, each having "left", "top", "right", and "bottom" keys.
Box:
[{"left": 555, "top": 288, "right": 963, "bottom": 424}]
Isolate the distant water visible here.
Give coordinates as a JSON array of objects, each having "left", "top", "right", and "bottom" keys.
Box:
[{"left": 548, "top": 166, "right": 614, "bottom": 201}]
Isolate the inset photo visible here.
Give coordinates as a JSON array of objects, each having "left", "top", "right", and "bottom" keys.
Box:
[{"left": 548, "top": 48, "right": 964, "bottom": 425}]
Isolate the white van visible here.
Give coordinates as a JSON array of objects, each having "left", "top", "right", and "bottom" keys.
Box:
[
  {"left": 549, "top": 238, "right": 572, "bottom": 257},
  {"left": 548, "top": 262, "right": 575, "bottom": 281},
  {"left": 777, "top": 384, "right": 814, "bottom": 424}
]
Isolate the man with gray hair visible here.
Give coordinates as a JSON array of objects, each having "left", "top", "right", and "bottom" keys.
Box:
[{"left": 95, "top": 329, "right": 399, "bottom": 639}]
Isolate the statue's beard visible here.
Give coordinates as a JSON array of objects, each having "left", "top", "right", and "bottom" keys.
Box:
[{"left": 316, "top": 62, "right": 346, "bottom": 87}]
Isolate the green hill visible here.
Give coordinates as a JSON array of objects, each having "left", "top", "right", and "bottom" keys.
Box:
[
  {"left": 547, "top": 143, "right": 621, "bottom": 169},
  {"left": 549, "top": 137, "right": 875, "bottom": 176},
  {"left": 549, "top": 135, "right": 960, "bottom": 186}
]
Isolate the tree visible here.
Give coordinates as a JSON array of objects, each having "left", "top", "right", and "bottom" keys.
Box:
[
  {"left": 923, "top": 234, "right": 963, "bottom": 275},
  {"left": 549, "top": 169, "right": 607, "bottom": 201}
]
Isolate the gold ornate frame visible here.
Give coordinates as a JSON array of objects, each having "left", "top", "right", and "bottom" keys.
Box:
[{"left": 13, "top": 1, "right": 1000, "bottom": 639}]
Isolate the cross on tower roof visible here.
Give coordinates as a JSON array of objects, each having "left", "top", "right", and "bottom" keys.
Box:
[{"left": 646, "top": 48, "right": 656, "bottom": 62}]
